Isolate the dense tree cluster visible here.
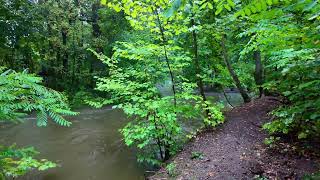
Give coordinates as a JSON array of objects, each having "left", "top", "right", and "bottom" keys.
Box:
[
  {"left": 0, "top": 0, "right": 128, "bottom": 93},
  {"left": 0, "top": 0, "right": 319, "bottom": 178}
]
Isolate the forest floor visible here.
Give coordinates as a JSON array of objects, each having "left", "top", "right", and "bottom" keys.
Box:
[{"left": 149, "top": 96, "right": 319, "bottom": 180}]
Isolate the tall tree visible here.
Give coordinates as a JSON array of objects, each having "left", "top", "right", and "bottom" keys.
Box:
[
  {"left": 221, "top": 35, "right": 251, "bottom": 103},
  {"left": 254, "top": 50, "right": 264, "bottom": 97}
]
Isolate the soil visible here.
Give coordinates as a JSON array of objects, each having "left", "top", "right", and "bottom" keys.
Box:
[{"left": 149, "top": 96, "right": 319, "bottom": 180}]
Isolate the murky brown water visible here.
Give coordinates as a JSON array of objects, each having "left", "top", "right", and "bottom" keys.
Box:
[
  {"left": 0, "top": 92, "right": 242, "bottom": 180},
  {"left": 0, "top": 107, "right": 145, "bottom": 180}
]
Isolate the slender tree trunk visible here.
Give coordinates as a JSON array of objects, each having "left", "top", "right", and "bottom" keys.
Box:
[
  {"left": 26, "top": 47, "right": 34, "bottom": 72},
  {"left": 46, "top": 17, "right": 56, "bottom": 88},
  {"left": 163, "top": 45, "right": 177, "bottom": 107},
  {"left": 190, "top": 12, "right": 211, "bottom": 120},
  {"left": 61, "top": 29, "right": 68, "bottom": 74},
  {"left": 223, "top": 89, "right": 234, "bottom": 108},
  {"left": 90, "top": 0, "right": 102, "bottom": 88},
  {"left": 71, "top": 32, "right": 76, "bottom": 90},
  {"left": 152, "top": 11, "right": 177, "bottom": 159},
  {"left": 152, "top": 113, "right": 171, "bottom": 161},
  {"left": 154, "top": 9, "right": 177, "bottom": 107},
  {"left": 56, "top": 47, "right": 61, "bottom": 90},
  {"left": 164, "top": 144, "right": 170, "bottom": 161},
  {"left": 254, "top": 50, "right": 264, "bottom": 98},
  {"left": 221, "top": 35, "right": 251, "bottom": 103},
  {"left": 92, "top": 1, "right": 102, "bottom": 39},
  {"left": 152, "top": 114, "right": 164, "bottom": 160}
]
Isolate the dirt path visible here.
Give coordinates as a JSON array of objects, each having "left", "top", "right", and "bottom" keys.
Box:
[{"left": 150, "top": 97, "right": 319, "bottom": 179}]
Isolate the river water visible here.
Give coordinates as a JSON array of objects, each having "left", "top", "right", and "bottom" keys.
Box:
[
  {"left": 0, "top": 108, "right": 145, "bottom": 180},
  {"left": 0, "top": 93, "right": 242, "bottom": 180}
]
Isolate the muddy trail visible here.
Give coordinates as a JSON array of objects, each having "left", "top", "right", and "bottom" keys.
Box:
[{"left": 150, "top": 96, "right": 319, "bottom": 180}]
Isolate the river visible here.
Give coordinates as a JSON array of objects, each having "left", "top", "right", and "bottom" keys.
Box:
[{"left": 0, "top": 92, "right": 242, "bottom": 180}]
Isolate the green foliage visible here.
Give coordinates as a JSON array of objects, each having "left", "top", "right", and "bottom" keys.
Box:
[
  {"left": 191, "top": 151, "right": 204, "bottom": 159},
  {"left": 234, "top": 0, "right": 289, "bottom": 17},
  {"left": 0, "top": 68, "right": 78, "bottom": 126},
  {"left": 163, "top": 0, "right": 184, "bottom": 18},
  {"left": 253, "top": 174, "right": 269, "bottom": 180},
  {"left": 2, "top": 0, "right": 319, "bottom": 176},
  {"left": 90, "top": 37, "right": 213, "bottom": 163},
  {"left": 164, "top": 0, "right": 320, "bottom": 141},
  {"left": 264, "top": 136, "right": 280, "bottom": 147},
  {"left": 0, "top": 68, "right": 77, "bottom": 178},
  {"left": 92, "top": 0, "right": 225, "bottom": 164},
  {"left": 0, "top": 0, "right": 129, "bottom": 93},
  {"left": 303, "top": 171, "right": 320, "bottom": 180},
  {"left": 0, "top": 145, "right": 56, "bottom": 178},
  {"left": 203, "top": 101, "right": 225, "bottom": 127},
  {"left": 232, "top": 0, "right": 320, "bottom": 140},
  {"left": 165, "top": 162, "right": 177, "bottom": 177},
  {"left": 214, "top": 0, "right": 236, "bottom": 15},
  {"left": 261, "top": 10, "right": 319, "bottom": 139}
]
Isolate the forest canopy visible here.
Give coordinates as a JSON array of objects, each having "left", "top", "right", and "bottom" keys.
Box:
[{"left": 0, "top": 0, "right": 319, "bottom": 178}]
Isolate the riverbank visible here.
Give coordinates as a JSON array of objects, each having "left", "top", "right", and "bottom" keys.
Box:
[{"left": 149, "top": 96, "right": 319, "bottom": 179}]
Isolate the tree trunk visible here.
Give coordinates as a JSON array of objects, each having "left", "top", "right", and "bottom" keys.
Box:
[
  {"left": 92, "top": 1, "right": 102, "bottom": 39},
  {"left": 61, "top": 29, "right": 68, "bottom": 74},
  {"left": 223, "top": 89, "right": 234, "bottom": 108},
  {"left": 190, "top": 14, "right": 212, "bottom": 120},
  {"left": 154, "top": 9, "right": 177, "bottom": 107},
  {"left": 221, "top": 35, "right": 251, "bottom": 103},
  {"left": 254, "top": 50, "right": 264, "bottom": 98},
  {"left": 164, "top": 144, "right": 170, "bottom": 161},
  {"left": 89, "top": 0, "right": 103, "bottom": 88}
]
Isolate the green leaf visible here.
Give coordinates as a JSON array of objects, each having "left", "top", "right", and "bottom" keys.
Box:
[
  {"left": 215, "top": 6, "right": 223, "bottom": 15},
  {"left": 227, "top": 0, "right": 236, "bottom": 8},
  {"left": 298, "top": 132, "right": 307, "bottom": 139},
  {"left": 164, "top": 0, "right": 182, "bottom": 18},
  {"left": 224, "top": 4, "right": 231, "bottom": 11},
  {"left": 101, "top": 0, "right": 107, "bottom": 5}
]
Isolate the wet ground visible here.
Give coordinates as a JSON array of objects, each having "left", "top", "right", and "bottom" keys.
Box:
[{"left": 150, "top": 97, "right": 319, "bottom": 179}]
